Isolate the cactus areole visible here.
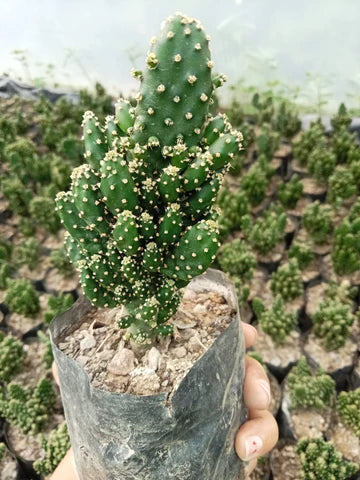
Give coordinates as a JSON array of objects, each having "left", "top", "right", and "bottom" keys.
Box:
[{"left": 55, "top": 12, "right": 243, "bottom": 343}]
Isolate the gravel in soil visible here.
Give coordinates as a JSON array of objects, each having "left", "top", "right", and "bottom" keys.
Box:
[
  {"left": 327, "top": 413, "right": 360, "bottom": 463},
  {"left": 270, "top": 442, "right": 301, "bottom": 480},
  {"left": 58, "top": 289, "right": 236, "bottom": 396},
  {"left": 255, "top": 327, "right": 302, "bottom": 369}
]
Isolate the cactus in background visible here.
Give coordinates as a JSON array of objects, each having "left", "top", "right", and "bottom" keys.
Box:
[
  {"left": 274, "top": 100, "right": 301, "bottom": 139},
  {"left": 253, "top": 295, "right": 297, "bottom": 344},
  {"left": 34, "top": 422, "right": 71, "bottom": 475},
  {"left": 0, "top": 378, "right": 56, "bottom": 434},
  {"left": 5, "top": 278, "right": 40, "bottom": 317},
  {"left": 312, "top": 299, "right": 354, "bottom": 350},
  {"left": 0, "top": 176, "right": 33, "bottom": 215},
  {"left": 14, "top": 238, "right": 41, "bottom": 271},
  {"left": 29, "top": 196, "right": 61, "bottom": 234},
  {"left": 327, "top": 166, "right": 357, "bottom": 206},
  {"left": 288, "top": 241, "right": 314, "bottom": 270},
  {"left": 44, "top": 294, "right": 74, "bottom": 325},
  {"left": 332, "top": 217, "right": 360, "bottom": 275},
  {"left": 0, "top": 263, "right": 10, "bottom": 290},
  {"left": 332, "top": 126, "right": 358, "bottom": 164},
  {"left": 244, "top": 205, "right": 287, "bottom": 255},
  {"left": 302, "top": 201, "right": 333, "bottom": 244},
  {"left": 241, "top": 162, "right": 268, "bottom": 206},
  {"left": 0, "top": 332, "right": 26, "bottom": 383},
  {"left": 251, "top": 92, "right": 274, "bottom": 125},
  {"left": 308, "top": 146, "right": 336, "bottom": 184},
  {"left": 270, "top": 259, "right": 303, "bottom": 301},
  {"left": 217, "top": 238, "right": 256, "bottom": 281},
  {"left": 56, "top": 13, "right": 243, "bottom": 343},
  {"left": 331, "top": 103, "right": 352, "bottom": 132},
  {"left": 278, "top": 174, "right": 303, "bottom": 209},
  {"left": 256, "top": 123, "right": 280, "bottom": 160},
  {"left": 216, "top": 188, "right": 249, "bottom": 238},
  {"left": 38, "top": 330, "right": 54, "bottom": 368},
  {"left": 292, "top": 120, "right": 325, "bottom": 166},
  {"left": 296, "top": 438, "right": 358, "bottom": 480},
  {"left": 50, "top": 247, "right": 75, "bottom": 278},
  {"left": 287, "top": 357, "right": 335, "bottom": 409},
  {"left": 337, "top": 388, "right": 360, "bottom": 438}
]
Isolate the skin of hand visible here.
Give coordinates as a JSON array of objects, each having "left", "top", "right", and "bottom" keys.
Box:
[{"left": 50, "top": 322, "right": 278, "bottom": 479}]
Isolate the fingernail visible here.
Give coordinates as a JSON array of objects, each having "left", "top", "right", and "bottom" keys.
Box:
[
  {"left": 257, "top": 379, "right": 271, "bottom": 406},
  {"left": 244, "top": 435, "right": 263, "bottom": 461}
]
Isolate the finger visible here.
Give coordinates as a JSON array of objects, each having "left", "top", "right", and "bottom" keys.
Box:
[
  {"left": 244, "top": 458, "right": 257, "bottom": 478},
  {"left": 52, "top": 361, "right": 60, "bottom": 386},
  {"left": 243, "top": 356, "right": 271, "bottom": 410},
  {"left": 50, "top": 448, "right": 79, "bottom": 480},
  {"left": 235, "top": 408, "right": 278, "bottom": 462},
  {"left": 242, "top": 322, "right": 258, "bottom": 349}
]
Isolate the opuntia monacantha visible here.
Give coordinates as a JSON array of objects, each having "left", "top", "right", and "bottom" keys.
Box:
[{"left": 56, "top": 13, "right": 243, "bottom": 343}]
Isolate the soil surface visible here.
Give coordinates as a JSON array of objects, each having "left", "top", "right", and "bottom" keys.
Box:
[
  {"left": 255, "top": 327, "right": 302, "bottom": 369},
  {"left": 270, "top": 442, "right": 301, "bottom": 480},
  {"left": 327, "top": 413, "right": 360, "bottom": 463},
  {"left": 58, "top": 289, "right": 236, "bottom": 396}
]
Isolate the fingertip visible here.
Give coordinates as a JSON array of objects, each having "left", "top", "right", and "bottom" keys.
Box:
[{"left": 242, "top": 322, "right": 258, "bottom": 348}]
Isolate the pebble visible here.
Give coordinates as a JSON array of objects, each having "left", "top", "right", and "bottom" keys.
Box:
[
  {"left": 147, "top": 347, "right": 161, "bottom": 371},
  {"left": 77, "top": 355, "right": 89, "bottom": 366},
  {"left": 187, "top": 336, "right": 203, "bottom": 353},
  {"left": 95, "top": 350, "right": 114, "bottom": 362},
  {"left": 172, "top": 346, "right": 187, "bottom": 358},
  {"left": 193, "top": 304, "right": 207, "bottom": 314},
  {"left": 80, "top": 333, "right": 96, "bottom": 351},
  {"left": 107, "top": 348, "right": 135, "bottom": 376}
]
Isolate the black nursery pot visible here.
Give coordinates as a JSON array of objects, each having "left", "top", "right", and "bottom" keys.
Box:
[{"left": 49, "top": 269, "right": 246, "bottom": 480}]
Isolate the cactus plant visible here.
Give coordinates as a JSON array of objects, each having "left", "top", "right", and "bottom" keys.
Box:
[
  {"left": 29, "top": 195, "right": 61, "bottom": 234},
  {"left": 0, "top": 176, "right": 33, "bottom": 215},
  {"left": 44, "top": 294, "right": 74, "bottom": 325},
  {"left": 251, "top": 92, "right": 274, "bottom": 125},
  {"left": 331, "top": 103, "right": 352, "bottom": 132},
  {"left": 327, "top": 166, "right": 357, "bottom": 206},
  {"left": 0, "top": 262, "right": 10, "bottom": 290},
  {"left": 34, "top": 422, "right": 71, "bottom": 475},
  {"left": 307, "top": 146, "right": 336, "bottom": 184},
  {"left": 312, "top": 298, "right": 354, "bottom": 350},
  {"left": 50, "top": 247, "right": 75, "bottom": 278},
  {"left": 296, "top": 438, "right": 359, "bottom": 480},
  {"left": 274, "top": 100, "right": 301, "bottom": 139},
  {"left": 270, "top": 259, "right": 303, "bottom": 301},
  {"left": 293, "top": 120, "right": 326, "bottom": 166},
  {"left": 302, "top": 201, "right": 333, "bottom": 244},
  {"left": 55, "top": 13, "right": 243, "bottom": 343},
  {"left": 0, "top": 378, "right": 56, "bottom": 434},
  {"left": 217, "top": 238, "right": 256, "bottom": 282},
  {"left": 278, "top": 174, "right": 303, "bottom": 209},
  {"left": 14, "top": 238, "right": 41, "bottom": 271},
  {"left": 332, "top": 125, "right": 358, "bottom": 164},
  {"left": 0, "top": 332, "right": 26, "bottom": 383},
  {"left": 241, "top": 162, "right": 268, "bottom": 206},
  {"left": 337, "top": 388, "right": 360, "bottom": 438},
  {"left": 216, "top": 187, "right": 249, "bottom": 238},
  {"left": 288, "top": 241, "right": 314, "bottom": 270},
  {"left": 287, "top": 357, "right": 335, "bottom": 409},
  {"left": 253, "top": 295, "right": 297, "bottom": 344},
  {"left": 244, "top": 205, "right": 287, "bottom": 255},
  {"left": 256, "top": 123, "right": 280, "bottom": 160},
  {"left": 38, "top": 330, "right": 54, "bottom": 368},
  {"left": 5, "top": 278, "right": 40, "bottom": 317},
  {"left": 332, "top": 217, "right": 360, "bottom": 275}
]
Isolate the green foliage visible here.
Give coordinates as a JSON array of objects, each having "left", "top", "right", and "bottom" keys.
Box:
[
  {"left": 302, "top": 201, "right": 333, "bottom": 244},
  {"left": 331, "top": 103, "right": 352, "bottom": 132},
  {"left": 244, "top": 205, "right": 287, "bottom": 255},
  {"left": 0, "top": 262, "right": 10, "bottom": 290},
  {"left": 337, "top": 388, "right": 360, "bottom": 438},
  {"left": 308, "top": 146, "right": 336, "bottom": 184},
  {"left": 56, "top": 14, "right": 244, "bottom": 342},
  {"left": 5, "top": 278, "right": 40, "bottom": 316},
  {"left": 0, "top": 238, "right": 12, "bottom": 262},
  {"left": 4, "top": 138, "right": 38, "bottom": 182},
  {"left": 29, "top": 195, "right": 61, "bottom": 234},
  {"left": 293, "top": 120, "right": 325, "bottom": 166},
  {"left": 0, "top": 176, "right": 33, "bottom": 215},
  {"left": 256, "top": 123, "right": 280, "bottom": 160},
  {"left": 44, "top": 294, "right": 74, "bottom": 325},
  {"left": 296, "top": 438, "right": 359, "bottom": 480},
  {"left": 50, "top": 247, "right": 75, "bottom": 278},
  {"left": 18, "top": 217, "right": 36, "bottom": 237},
  {"left": 287, "top": 357, "right": 335, "bottom": 409},
  {"left": 38, "top": 330, "right": 54, "bottom": 369},
  {"left": 332, "top": 126, "right": 358, "bottom": 164},
  {"left": 0, "top": 442, "right": 6, "bottom": 462},
  {"left": 14, "top": 238, "right": 41, "bottom": 270},
  {"left": 332, "top": 216, "right": 360, "bottom": 275},
  {"left": 241, "top": 162, "right": 268, "bottom": 206},
  {"left": 278, "top": 174, "right": 303, "bottom": 209},
  {"left": 251, "top": 91, "right": 274, "bottom": 124},
  {"left": 274, "top": 100, "right": 301, "bottom": 139},
  {"left": 217, "top": 239, "right": 256, "bottom": 281},
  {"left": 0, "top": 378, "right": 56, "bottom": 434},
  {"left": 253, "top": 295, "right": 297, "bottom": 344},
  {"left": 313, "top": 299, "right": 354, "bottom": 350},
  {"left": 34, "top": 422, "right": 71, "bottom": 475},
  {"left": 270, "top": 259, "right": 303, "bottom": 301},
  {"left": 0, "top": 332, "right": 26, "bottom": 382},
  {"left": 327, "top": 166, "right": 357, "bottom": 206},
  {"left": 216, "top": 188, "right": 249, "bottom": 238},
  {"left": 288, "top": 241, "right": 314, "bottom": 270}
]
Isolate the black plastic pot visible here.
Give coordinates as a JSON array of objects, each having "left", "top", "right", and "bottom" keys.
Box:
[{"left": 50, "top": 269, "right": 246, "bottom": 480}]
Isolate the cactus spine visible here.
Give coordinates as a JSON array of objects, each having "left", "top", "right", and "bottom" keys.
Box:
[{"left": 56, "top": 13, "right": 242, "bottom": 343}]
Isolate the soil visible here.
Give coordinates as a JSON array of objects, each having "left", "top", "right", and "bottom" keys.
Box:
[
  {"left": 321, "top": 254, "right": 360, "bottom": 285},
  {"left": 12, "top": 340, "right": 50, "bottom": 388},
  {"left": 248, "top": 268, "right": 268, "bottom": 301},
  {"left": 42, "top": 231, "right": 66, "bottom": 250},
  {"left": 305, "top": 282, "right": 328, "bottom": 318},
  {"left": 286, "top": 196, "right": 311, "bottom": 218},
  {"left": 257, "top": 242, "right": 285, "bottom": 270},
  {"left": 270, "top": 442, "right": 301, "bottom": 480},
  {"left": 57, "top": 289, "right": 236, "bottom": 396},
  {"left": 254, "top": 327, "right": 302, "bottom": 369},
  {"left": 7, "top": 293, "right": 50, "bottom": 336},
  {"left": 296, "top": 228, "right": 332, "bottom": 256},
  {"left": 301, "top": 177, "right": 327, "bottom": 198},
  {"left": 304, "top": 331, "right": 358, "bottom": 373},
  {"left": 44, "top": 269, "right": 79, "bottom": 293},
  {"left": 300, "top": 257, "right": 322, "bottom": 284},
  {"left": 0, "top": 452, "right": 17, "bottom": 480},
  {"left": 249, "top": 455, "right": 271, "bottom": 480},
  {"left": 327, "top": 413, "right": 360, "bottom": 463},
  {"left": 18, "top": 256, "right": 51, "bottom": 282}
]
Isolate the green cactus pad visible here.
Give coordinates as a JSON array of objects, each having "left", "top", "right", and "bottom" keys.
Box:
[
  {"left": 157, "top": 203, "right": 183, "bottom": 246},
  {"left": 158, "top": 165, "right": 181, "bottom": 202},
  {"left": 113, "top": 211, "right": 140, "bottom": 256},
  {"left": 115, "top": 99, "right": 135, "bottom": 134},
  {"left": 82, "top": 111, "right": 107, "bottom": 170}
]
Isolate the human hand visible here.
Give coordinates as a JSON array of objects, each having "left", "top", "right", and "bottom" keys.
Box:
[{"left": 50, "top": 322, "right": 278, "bottom": 479}]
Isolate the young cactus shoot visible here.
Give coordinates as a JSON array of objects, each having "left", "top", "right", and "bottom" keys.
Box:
[{"left": 56, "top": 13, "right": 243, "bottom": 343}]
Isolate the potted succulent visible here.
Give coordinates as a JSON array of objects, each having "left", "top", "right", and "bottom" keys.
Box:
[{"left": 50, "top": 13, "right": 247, "bottom": 480}]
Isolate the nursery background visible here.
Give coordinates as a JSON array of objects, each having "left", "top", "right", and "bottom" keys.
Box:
[{"left": 0, "top": 1, "right": 360, "bottom": 479}]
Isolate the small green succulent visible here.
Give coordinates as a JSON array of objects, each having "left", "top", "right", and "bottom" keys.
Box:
[{"left": 270, "top": 260, "right": 303, "bottom": 301}]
